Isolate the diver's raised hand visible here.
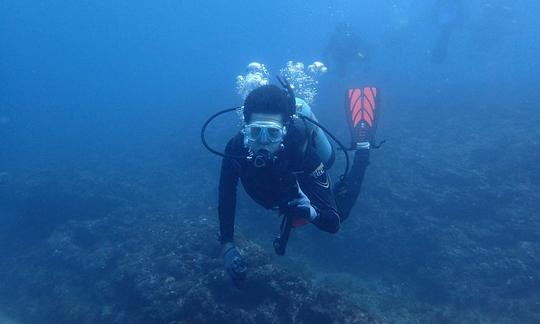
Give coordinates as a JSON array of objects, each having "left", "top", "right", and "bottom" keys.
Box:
[{"left": 287, "top": 185, "right": 318, "bottom": 221}]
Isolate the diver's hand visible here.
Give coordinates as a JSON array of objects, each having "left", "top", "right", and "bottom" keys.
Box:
[
  {"left": 222, "top": 242, "right": 247, "bottom": 282},
  {"left": 287, "top": 186, "right": 318, "bottom": 221}
]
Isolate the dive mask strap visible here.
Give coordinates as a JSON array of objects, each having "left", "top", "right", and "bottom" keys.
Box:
[{"left": 276, "top": 75, "right": 297, "bottom": 119}]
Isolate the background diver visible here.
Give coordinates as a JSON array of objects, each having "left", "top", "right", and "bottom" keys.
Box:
[
  {"left": 205, "top": 80, "right": 382, "bottom": 284},
  {"left": 324, "top": 22, "right": 371, "bottom": 77},
  {"left": 430, "top": 0, "right": 466, "bottom": 63}
]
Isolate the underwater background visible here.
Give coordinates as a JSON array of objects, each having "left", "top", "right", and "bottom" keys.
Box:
[{"left": 1, "top": 0, "right": 539, "bottom": 323}]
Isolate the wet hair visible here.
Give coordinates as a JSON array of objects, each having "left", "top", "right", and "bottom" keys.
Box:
[{"left": 243, "top": 85, "right": 294, "bottom": 123}]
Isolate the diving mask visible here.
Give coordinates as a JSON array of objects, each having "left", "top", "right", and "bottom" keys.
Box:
[{"left": 242, "top": 121, "right": 286, "bottom": 144}]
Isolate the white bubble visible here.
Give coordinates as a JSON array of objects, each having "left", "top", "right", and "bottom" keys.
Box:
[
  {"left": 246, "top": 62, "right": 265, "bottom": 73},
  {"left": 235, "top": 62, "right": 270, "bottom": 100},
  {"left": 235, "top": 60, "right": 327, "bottom": 105},
  {"left": 307, "top": 61, "right": 327, "bottom": 76},
  {"left": 280, "top": 61, "right": 327, "bottom": 104}
]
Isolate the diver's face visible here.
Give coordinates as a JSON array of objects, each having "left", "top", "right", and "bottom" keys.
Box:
[{"left": 244, "top": 113, "right": 285, "bottom": 154}]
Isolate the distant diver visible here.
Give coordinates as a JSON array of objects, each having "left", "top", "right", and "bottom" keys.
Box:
[
  {"left": 202, "top": 64, "right": 384, "bottom": 285},
  {"left": 324, "top": 22, "right": 371, "bottom": 77},
  {"left": 430, "top": 0, "right": 465, "bottom": 64}
]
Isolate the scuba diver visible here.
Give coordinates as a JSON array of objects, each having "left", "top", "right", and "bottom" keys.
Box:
[
  {"left": 430, "top": 0, "right": 466, "bottom": 64},
  {"left": 202, "top": 78, "right": 382, "bottom": 284},
  {"left": 324, "top": 22, "right": 371, "bottom": 77}
]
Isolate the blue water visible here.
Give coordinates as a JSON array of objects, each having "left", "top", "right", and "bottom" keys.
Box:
[{"left": 1, "top": 0, "right": 539, "bottom": 323}]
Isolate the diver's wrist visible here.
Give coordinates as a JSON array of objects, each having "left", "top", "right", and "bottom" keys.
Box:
[{"left": 222, "top": 242, "right": 236, "bottom": 255}]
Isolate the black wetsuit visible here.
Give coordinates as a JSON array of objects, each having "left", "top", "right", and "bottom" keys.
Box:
[{"left": 218, "top": 118, "right": 370, "bottom": 243}]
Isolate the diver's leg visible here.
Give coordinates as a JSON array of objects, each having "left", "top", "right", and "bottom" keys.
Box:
[
  {"left": 334, "top": 149, "right": 370, "bottom": 222},
  {"left": 335, "top": 86, "right": 379, "bottom": 221}
]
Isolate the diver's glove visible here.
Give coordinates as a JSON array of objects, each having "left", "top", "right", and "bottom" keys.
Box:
[
  {"left": 287, "top": 186, "right": 318, "bottom": 221},
  {"left": 222, "top": 242, "right": 247, "bottom": 282}
]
